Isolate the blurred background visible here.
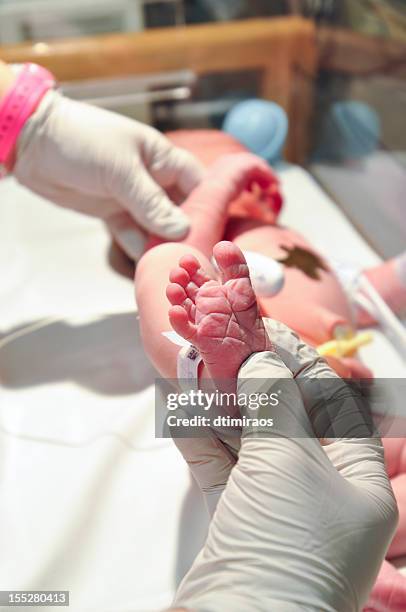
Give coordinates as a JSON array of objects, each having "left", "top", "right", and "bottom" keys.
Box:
[{"left": 1, "top": 0, "right": 405, "bottom": 257}]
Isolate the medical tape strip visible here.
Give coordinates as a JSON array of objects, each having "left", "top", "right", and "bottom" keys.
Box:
[
  {"left": 177, "top": 344, "right": 203, "bottom": 391},
  {"left": 162, "top": 331, "right": 202, "bottom": 392}
]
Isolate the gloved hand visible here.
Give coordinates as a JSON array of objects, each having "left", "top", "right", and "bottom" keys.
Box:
[
  {"left": 172, "top": 321, "right": 398, "bottom": 612},
  {"left": 13, "top": 90, "right": 204, "bottom": 259}
]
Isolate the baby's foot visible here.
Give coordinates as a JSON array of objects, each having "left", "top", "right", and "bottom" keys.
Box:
[{"left": 166, "top": 241, "right": 273, "bottom": 382}]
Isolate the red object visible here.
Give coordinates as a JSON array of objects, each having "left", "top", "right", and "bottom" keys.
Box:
[
  {"left": 166, "top": 129, "right": 283, "bottom": 223},
  {"left": 0, "top": 63, "right": 55, "bottom": 175}
]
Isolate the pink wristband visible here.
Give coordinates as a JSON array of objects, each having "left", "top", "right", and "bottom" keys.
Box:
[{"left": 0, "top": 63, "right": 55, "bottom": 176}]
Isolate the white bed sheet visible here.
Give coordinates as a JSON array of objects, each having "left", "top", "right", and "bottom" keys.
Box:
[
  {"left": 310, "top": 152, "right": 406, "bottom": 259},
  {"left": 0, "top": 164, "right": 405, "bottom": 611}
]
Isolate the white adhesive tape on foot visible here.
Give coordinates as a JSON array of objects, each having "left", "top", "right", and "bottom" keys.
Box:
[
  {"left": 162, "top": 330, "right": 189, "bottom": 347},
  {"left": 177, "top": 344, "right": 202, "bottom": 391},
  {"left": 162, "top": 331, "right": 202, "bottom": 391}
]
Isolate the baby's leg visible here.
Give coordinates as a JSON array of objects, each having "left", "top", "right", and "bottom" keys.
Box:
[
  {"left": 136, "top": 243, "right": 215, "bottom": 378},
  {"left": 358, "top": 253, "right": 406, "bottom": 328},
  {"left": 147, "top": 152, "right": 275, "bottom": 259},
  {"left": 138, "top": 154, "right": 276, "bottom": 378}
]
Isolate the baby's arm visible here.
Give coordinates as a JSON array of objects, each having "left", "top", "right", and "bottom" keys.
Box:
[
  {"left": 358, "top": 253, "right": 406, "bottom": 327},
  {"left": 179, "top": 153, "right": 277, "bottom": 258},
  {"left": 146, "top": 153, "right": 277, "bottom": 259}
]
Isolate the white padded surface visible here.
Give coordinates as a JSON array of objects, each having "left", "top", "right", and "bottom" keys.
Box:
[
  {"left": 278, "top": 162, "right": 406, "bottom": 379},
  {"left": 310, "top": 152, "right": 406, "bottom": 259},
  {"left": 0, "top": 164, "right": 404, "bottom": 610}
]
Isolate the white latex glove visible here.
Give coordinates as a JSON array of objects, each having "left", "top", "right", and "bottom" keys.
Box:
[
  {"left": 171, "top": 318, "right": 374, "bottom": 514},
  {"left": 13, "top": 90, "right": 204, "bottom": 259},
  {"left": 172, "top": 320, "right": 398, "bottom": 612}
]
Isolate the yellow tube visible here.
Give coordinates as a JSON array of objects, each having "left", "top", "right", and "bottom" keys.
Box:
[{"left": 317, "top": 332, "right": 373, "bottom": 358}]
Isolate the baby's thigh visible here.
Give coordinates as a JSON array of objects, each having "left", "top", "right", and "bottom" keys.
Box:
[
  {"left": 225, "top": 219, "right": 283, "bottom": 260},
  {"left": 136, "top": 243, "right": 217, "bottom": 377},
  {"left": 136, "top": 242, "right": 215, "bottom": 324}
]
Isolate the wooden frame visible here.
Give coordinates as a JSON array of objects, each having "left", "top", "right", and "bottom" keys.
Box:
[
  {"left": 0, "top": 17, "right": 317, "bottom": 164},
  {"left": 1, "top": 17, "right": 406, "bottom": 163},
  {"left": 317, "top": 25, "right": 406, "bottom": 78}
]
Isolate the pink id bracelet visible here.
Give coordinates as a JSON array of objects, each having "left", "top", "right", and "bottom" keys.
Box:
[{"left": 0, "top": 63, "right": 55, "bottom": 176}]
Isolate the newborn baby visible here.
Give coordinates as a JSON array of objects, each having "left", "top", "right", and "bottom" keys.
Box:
[{"left": 135, "top": 138, "right": 406, "bottom": 611}]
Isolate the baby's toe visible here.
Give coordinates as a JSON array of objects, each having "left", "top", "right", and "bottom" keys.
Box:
[
  {"left": 183, "top": 297, "right": 196, "bottom": 321},
  {"left": 213, "top": 241, "right": 250, "bottom": 284},
  {"left": 169, "top": 306, "right": 196, "bottom": 342},
  {"left": 179, "top": 254, "right": 201, "bottom": 276},
  {"left": 166, "top": 282, "right": 187, "bottom": 307},
  {"left": 169, "top": 266, "right": 190, "bottom": 288},
  {"left": 179, "top": 254, "right": 211, "bottom": 288},
  {"left": 190, "top": 267, "right": 212, "bottom": 288},
  {"left": 185, "top": 280, "right": 200, "bottom": 302}
]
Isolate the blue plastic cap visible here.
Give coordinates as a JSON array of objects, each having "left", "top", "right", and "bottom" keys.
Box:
[
  {"left": 315, "top": 100, "right": 380, "bottom": 161},
  {"left": 222, "top": 99, "right": 288, "bottom": 163}
]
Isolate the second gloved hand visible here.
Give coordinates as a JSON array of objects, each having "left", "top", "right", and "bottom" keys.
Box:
[
  {"left": 13, "top": 91, "right": 204, "bottom": 259},
  {"left": 172, "top": 327, "right": 398, "bottom": 612}
]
